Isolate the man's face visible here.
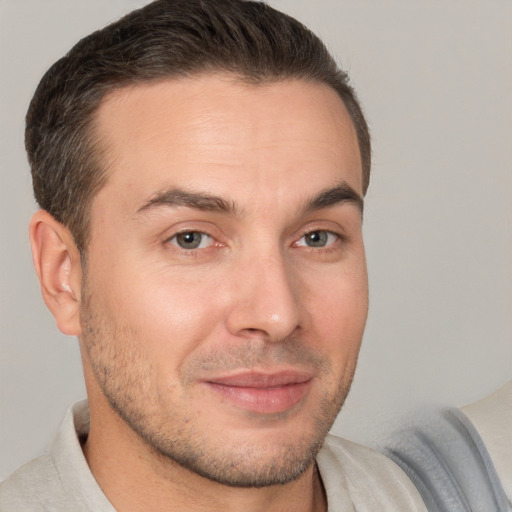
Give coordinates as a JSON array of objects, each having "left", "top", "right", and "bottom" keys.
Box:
[{"left": 80, "top": 75, "right": 368, "bottom": 486}]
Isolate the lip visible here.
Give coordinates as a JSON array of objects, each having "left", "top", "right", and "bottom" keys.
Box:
[{"left": 203, "top": 371, "right": 313, "bottom": 415}]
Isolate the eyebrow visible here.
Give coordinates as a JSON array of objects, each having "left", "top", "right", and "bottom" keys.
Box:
[
  {"left": 137, "top": 188, "right": 238, "bottom": 215},
  {"left": 137, "top": 181, "right": 363, "bottom": 216},
  {"left": 304, "top": 182, "right": 364, "bottom": 214}
]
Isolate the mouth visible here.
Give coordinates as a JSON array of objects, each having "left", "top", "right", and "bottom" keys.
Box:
[{"left": 203, "top": 371, "right": 313, "bottom": 415}]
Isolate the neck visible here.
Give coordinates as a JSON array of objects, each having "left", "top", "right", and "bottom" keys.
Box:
[{"left": 82, "top": 395, "right": 327, "bottom": 512}]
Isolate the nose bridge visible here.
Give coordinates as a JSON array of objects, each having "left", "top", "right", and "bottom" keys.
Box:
[{"left": 226, "top": 244, "right": 303, "bottom": 342}]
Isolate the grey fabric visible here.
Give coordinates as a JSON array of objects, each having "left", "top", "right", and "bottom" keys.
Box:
[
  {"left": 461, "top": 380, "right": 512, "bottom": 505},
  {"left": 385, "top": 408, "right": 511, "bottom": 512},
  {"left": 0, "top": 400, "right": 426, "bottom": 511}
]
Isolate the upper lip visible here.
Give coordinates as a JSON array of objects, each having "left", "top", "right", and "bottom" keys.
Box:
[{"left": 205, "top": 371, "right": 314, "bottom": 388}]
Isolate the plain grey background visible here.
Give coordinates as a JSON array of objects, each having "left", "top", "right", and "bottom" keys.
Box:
[{"left": 1, "top": 0, "right": 511, "bottom": 480}]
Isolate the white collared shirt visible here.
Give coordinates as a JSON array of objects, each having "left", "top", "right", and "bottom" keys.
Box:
[{"left": 0, "top": 400, "right": 426, "bottom": 511}]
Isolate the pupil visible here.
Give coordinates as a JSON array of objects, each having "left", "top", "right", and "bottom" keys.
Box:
[
  {"left": 307, "top": 231, "right": 327, "bottom": 247},
  {"left": 178, "top": 232, "right": 201, "bottom": 248}
]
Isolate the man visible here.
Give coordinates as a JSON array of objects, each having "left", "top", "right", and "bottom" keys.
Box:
[{"left": 0, "top": 1, "right": 426, "bottom": 510}]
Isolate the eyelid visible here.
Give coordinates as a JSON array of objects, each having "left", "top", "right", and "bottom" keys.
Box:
[
  {"left": 160, "top": 219, "right": 223, "bottom": 242},
  {"left": 291, "top": 218, "right": 347, "bottom": 241}
]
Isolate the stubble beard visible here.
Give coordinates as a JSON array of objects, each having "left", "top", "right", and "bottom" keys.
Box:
[{"left": 79, "top": 284, "right": 356, "bottom": 488}]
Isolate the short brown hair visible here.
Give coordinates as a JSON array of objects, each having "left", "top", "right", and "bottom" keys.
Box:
[{"left": 26, "top": 0, "right": 371, "bottom": 252}]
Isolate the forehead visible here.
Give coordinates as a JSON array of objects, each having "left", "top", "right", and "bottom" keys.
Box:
[{"left": 92, "top": 74, "right": 362, "bottom": 211}]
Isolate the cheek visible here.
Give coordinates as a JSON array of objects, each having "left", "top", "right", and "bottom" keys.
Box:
[
  {"left": 92, "top": 258, "right": 228, "bottom": 365},
  {"left": 305, "top": 263, "right": 368, "bottom": 358}
]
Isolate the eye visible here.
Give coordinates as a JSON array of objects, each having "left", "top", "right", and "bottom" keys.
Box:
[
  {"left": 296, "top": 230, "right": 339, "bottom": 248},
  {"left": 168, "top": 231, "right": 214, "bottom": 250}
]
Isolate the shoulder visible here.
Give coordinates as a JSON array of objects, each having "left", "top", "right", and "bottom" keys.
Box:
[
  {"left": 461, "top": 380, "right": 512, "bottom": 504},
  {"left": 0, "top": 400, "right": 111, "bottom": 512},
  {"left": 317, "top": 434, "right": 427, "bottom": 511},
  {"left": 384, "top": 408, "right": 510, "bottom": 512},
  {"left": 0, "top": 452, "right": 64, "bottom": 511}
]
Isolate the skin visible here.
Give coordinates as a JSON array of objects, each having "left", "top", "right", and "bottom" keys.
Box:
[{"left": 30, "top": 74, "right": 368, "bottom": 512}]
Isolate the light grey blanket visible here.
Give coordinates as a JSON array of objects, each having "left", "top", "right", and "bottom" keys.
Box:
[{"left": 385, "top": 409, "right": 510, "bottom": 512}]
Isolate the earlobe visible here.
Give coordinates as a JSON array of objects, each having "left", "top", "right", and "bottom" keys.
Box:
[{"left": 29, "top": 210, "right": 83, "bottom": 336}]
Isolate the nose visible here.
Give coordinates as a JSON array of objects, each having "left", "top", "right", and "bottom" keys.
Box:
[{"left": 225, "top": 253, "right": 306, "bottom": 342}]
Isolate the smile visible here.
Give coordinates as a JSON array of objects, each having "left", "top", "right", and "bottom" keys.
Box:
[{"left": 204, "top": 371, "right": 313, "bottom": 414}]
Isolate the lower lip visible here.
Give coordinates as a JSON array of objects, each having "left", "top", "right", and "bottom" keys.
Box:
[{"left": 205, "top": 380, "right": 311, "bottom": 414}]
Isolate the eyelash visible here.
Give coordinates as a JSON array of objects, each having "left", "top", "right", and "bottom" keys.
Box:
[{"left": 165, "top": 228, "right": 345, "bottom": 255}]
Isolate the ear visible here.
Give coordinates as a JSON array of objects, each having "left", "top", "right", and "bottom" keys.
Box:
[{"left": 29, "top": 210, "right": 83, "bottom": 336}]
